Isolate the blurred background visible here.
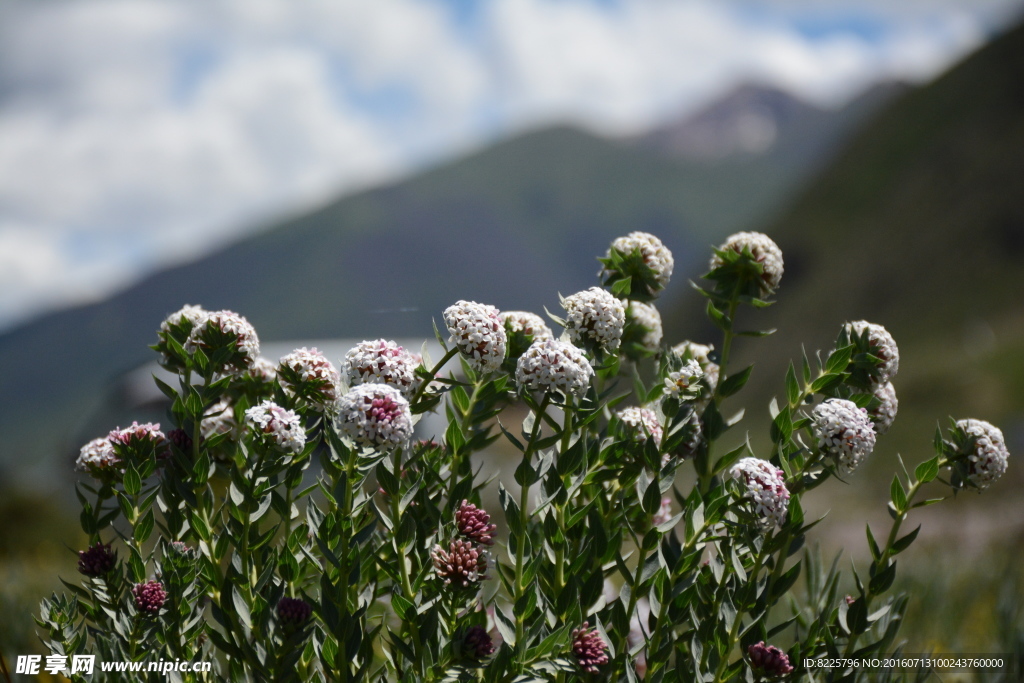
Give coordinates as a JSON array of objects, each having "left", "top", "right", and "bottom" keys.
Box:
[{"left": 2, "top": 0, "right": 1023, "bottom": 667}]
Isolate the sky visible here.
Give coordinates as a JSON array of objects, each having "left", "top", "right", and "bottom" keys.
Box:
[{"left": 0, "top": 0, "right": 1020, "bottom": 331}]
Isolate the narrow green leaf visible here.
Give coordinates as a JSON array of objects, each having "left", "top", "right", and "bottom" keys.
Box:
[{"left": 914, "top": 456, "right": 940, "bottom": 484}]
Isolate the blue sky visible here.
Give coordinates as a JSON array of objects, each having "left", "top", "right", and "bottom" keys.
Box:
[{"left": 0, "top": 0, "right": 1019, "bottom": 330}]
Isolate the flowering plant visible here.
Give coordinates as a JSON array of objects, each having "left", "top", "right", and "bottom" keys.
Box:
[{"left": 40, "top": 231, "right": 1009, "bottom": 682}]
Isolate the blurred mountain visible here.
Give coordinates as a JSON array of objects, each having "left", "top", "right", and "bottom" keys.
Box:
[
  {"left": 0, "top": 82, "right": 920, "bottom": 487},
  {"left": 664, "top": 20, "right": 1024, "bottom": 480}
]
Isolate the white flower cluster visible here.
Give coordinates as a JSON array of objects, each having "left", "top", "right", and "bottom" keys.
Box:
[
  {"left": 244, "top": 401, "right": 306, "bottom": 455},
  {"left": 811, "top": 399, "right": 877, "bottom": 475},
  {"left": 730, "top": 457, "right": 790, "bottom": 529},
  {"left": 616, "top": 406, "right": 663, "bottom": 446},
  {"left": 184, "top": 309, "right": 260, "bottom": 370},
  {"left": 664, "top": 359, "right": 704, "bottom": 399},
  {"left": 247, "top": 357, "right": 278, "bottom": 385},
  {"left": 337, "top": 384, "right": 414, "bottom": 450},
  {"left": 604, "top": 231, "right": 674, "bottom": 291},
  {"left": 710, "top": 231, "right": 784, "bottom": 295},
  {"left": 159, "top": 304, "right": 208, "bottom": 335},
  {"left": 343, "top": 339, "right": 420, "bottom": 398},
  {"left": 76, "top": 438, "right": 119, "bottom": 476},
  {"left": 516, "top": 340, "right": 594, "bottom": 398},
  {"left": 869, "top": 382, "right": 899, "bottom": 435},
  {"left": 844, "top": 320, "right": 900, "bottom": 385},
  {"left": 444, "top": 300, "right": 507, "bottom": 374},
  {"left": 626, "top": 302, "right": 663, "bottom": 353},
  {"left": 201, "top": 398, "right": 239, "bottom": 440},
  {"left": 501, "top": 311, "right": 554, "bottom": 342},
  {"left": 562, "top": 287, "right": 626, "bottom": 353},
  {"left": 671, "top": 341, "right": 719, "bottom": 394},
  {"left": 279, "top": 347, "right": 342, "bottom": 410},
  {"left": 956, "top": 418, "right": 1010, "bottom": 489}
]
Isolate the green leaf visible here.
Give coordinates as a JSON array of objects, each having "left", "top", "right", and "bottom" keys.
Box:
[
  {"left": 825, "top": 345, "right": 854, "bottom": 375},
  {"left": 445, "top": 419, "right": 465, "bottom": 454},
  {"left": 865, "top": 524, "right": 881, "bottom": 562},
  {"left": 232, "top": 586, "right": 252, "bottom": 630},
  {"left": 891, "top": 525, "right": 921, "bottom": 554},
  {"left": 718, "top": 365, "right": 753, "bottom": 398},
  {"left": 123, "top": 466, "right": 141, "bottom": 497},
  {"left": 706, "top": 300, "right": 730, "bottom": 332},
  {"left": 914, "top": 456, "right": 940, "bottom": 484},
  {"left": 611, "top": 278, "right": 632, "bottom": 297},
  {"left": 890, "top": 475, "right": 907, "bottom": 512},
  {"left": 134, "top": 510, "right": 154, "bottom": 544},
  {"left": 376, "top": 462, "right": 400, "bottom": 497},
  {"left": 869, "top": 561, "right": 897, "bottom": 595},
  {"left": 785, "top": 363, "right": 800, "bottom": 406}
]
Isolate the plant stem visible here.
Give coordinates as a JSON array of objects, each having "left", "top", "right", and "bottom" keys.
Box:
[
  {"left": 713, "top": 541, "right": 768, "bottom": 683},
  {"left": 514, "top": 395, "right": 549, "bottom": 667},
  {"left": 411, "top": 347, "right": 459, "bottom": 407}
]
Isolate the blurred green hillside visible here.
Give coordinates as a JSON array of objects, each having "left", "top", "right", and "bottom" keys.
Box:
[{"left": 662, "top": 18, "right": 1024, "bottom": 500}]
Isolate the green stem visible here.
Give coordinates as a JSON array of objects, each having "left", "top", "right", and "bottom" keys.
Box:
[
  {"left": 713, "top": 542, "right": 768, "bottom": 683},
  {"left": 514, "top": 395, "right": 549, "bottom": 667},
  {"left": 700, "top": 290, "right": 741, "bottom": 494},
  {"left": 411, "top": 347, "right": 459, "bottom": 407}
]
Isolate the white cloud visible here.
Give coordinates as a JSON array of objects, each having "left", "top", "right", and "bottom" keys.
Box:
[{"left": 0, "top": 0, "right": 1017, "bottom": 329}]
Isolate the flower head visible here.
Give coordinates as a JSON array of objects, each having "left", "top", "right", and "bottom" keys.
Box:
[
  {"left": 955, "top": 418, "right": 1009, "bottom": 489},
  {"left": 811, "top": 399, "right": 877, "bottom": 475},
  {"left": 108, "top": 422, "right": 168, "bottom": 463},
  {"left": 747, "top": 642, "right": 794, "bottom": 677},
  {"left": 843, "top": 320, "right": 900, "bottom": 387},
  {"left": 431, "top": 540, "right": 488, "bottom": 587},
  {"left": 337, "top": 384, "right": 414, "bottom": 450},
  {"left": 501, "top": 311, "right": 554, "bottom": 342},
  {"left": 869, "top": 382, "right": 899, "bottom": 435},
  {"left": 600, "top": 232, "right": 674, "bottom": 300},
  {"left": 132, "top": 580, "right": 167, "bottom": 616},
  {"left": 75, "top": 438, "right": 120, "bottom": 478},
  {"left": 277, "top": 597, "right": 313, "bottom": 632},
  {"left": 184, "top": 309, "right": 260, "bottom": 373},
  {"left": 247, "top": 357, "right": 278, "bottom": 385},
  {"left": 562, "top": 287, "right": 626, "bottom": 354},
  {"left": 461, "top": 625, "right": 496, "bottom": 659},
  {"left": 245, "top": 401, "right": 306, "bottom": 455},
  {"left": 156, "top": 304, "right": 208, "bottom": 368},
  {"left": 709, "top": 231, "right": 784, "bottom": 297},
  {"left": 622, "top": 301, "right": 663, "bottom": 359},
  {"left": 343, "top": 340, "right": 420, "bottom": 398},
  {"left": 730, "top": 457, "right": 790, "bottom": 529},
  {"left": 78, "top": 542, "right": 117, "bottom": 577},
  {"left": 571, "top": 622, "right": 609, "bottom": 673},
  {"left": 444, "top": 301, "right": 507, "bottom": 374},
  {"left": 516, "top": 339, "right": 594, "bottom": 398},
  {"left": 664, "top": 359, "right": 704, "bottom": 400},
  {"left": 455, "top": 500, "right": 497, "bottom": 546},
  {"left": 671, "top": 341, "right": 720, "bottom": 398},
  {"left": 278, "top": 347, "right": 341, "bottom": 411},
  {"left": 616, "top": 406, "right": 663, "bottom": 447}
]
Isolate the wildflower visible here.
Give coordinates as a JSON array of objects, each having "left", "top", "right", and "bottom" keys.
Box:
[
  {"left": 664, "top": 359, "right": 704, "bottom": 399},
  {"left": 132, "top": 581, "right": 167, "bottom": 616},
  {"left": 277, "top": 597, "right": 313, "bottom": 632},
  {"left": 75, "top": 438, "right": 119, "bottom": 477},
  {"left": 571, "top": 622, "right": 609, "bottom": 673},
  {"left": 444, "top": 300, "right": 507, "bottom": 374},
  {"left": 709, "top": 231, "right": 784, "bottom": 297},
  {"left": 244, "top": 401, "right": 306, "bottom": 455},
  {"left": 278, "top": 347, "right": 341, "bottom": 411},
  {"left": 155, "top": 304, "right": 208, "bottom": 368},
  {"left": 431, "top": 540, "right": 488, "bottom": 587},
  {"left": 623, "top": 301, "right": 663, "bottom": 358},
  {"left": 955, "top": 419, "right": 1010, "bottom": 489},
  {"left": 108, "top": 422, "right": 168, "bottom": 464},
  {"left": 516, "top": 339, "right": 594, "bottom": 398},
  {"left": 869, "top": 382, "right": 899, "bottom": 435},
  {"left": 562, "top": 287, "right": 625, "bottom": 354},
  {"left": 811, "top": 399, "right": 876, "bottom": 475},
  {"left": 462, "top": 626, "right": 496, "bottom": 659},
  {"left": 671, "top": 341, "right": 720, "bottom": 399},
  {"left": 342, "top": 340, "right": 420, "bottom": 399},
  {"left": 599, "top": 231, "right": 674, "bottom": 299},
  {"left": 184, "top": 309, "right": 260, "bottom": 373},
  {"left": 747, "top": 642, "right": 794, "bottom": 677},
  {"left": 337, "top": 384, "right": 414, "bottom": 450},
  {"left": 78, "top": 542, "right": 116, "bottom": 577},
  {"left": 730, "top": 457, "right": 790, "bottom": 529},
  {"left": 501, "top": 311, "right": 554, "bottom": 343},
  {"left": 616, "top": 406, "right": 663, "bottom": 447},
  {"left": 844, "top": 320, "right": 900, "bottom": 386},
  {"left": 455, "top": 500, "right": 497, "bottom": 546}
]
